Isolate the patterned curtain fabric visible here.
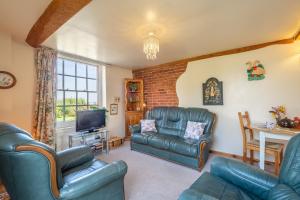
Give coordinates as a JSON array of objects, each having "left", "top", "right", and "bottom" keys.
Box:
[{"left": 33, "top": 47, "right": 57, "bottom": 147}]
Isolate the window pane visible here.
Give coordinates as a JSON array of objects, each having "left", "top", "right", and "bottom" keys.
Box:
[
  {"left": 77, "top": 106, "right": 88, "bottom": 111},
  {"left": 88, "top": 92, "right": 97, "bottom": 105},
  {"left": 57, "top": 75, "right": 63, "bottom": 89},
  {"left": 64, "top": 106, "right": 76, "bottom": 121},
  {"left": 56, "top": 106, "right": 64, "bottom": 121},
  {"left": 57, "top": 58, "right": 63, "bottom": 74},
  {"left": 56, "top": 91, "right": 63, "bottom": 106},
  {"left": 64, "top": 60, "right": 75, "bottom": 75},
  {"left": 65, "top": 91, "right": 76, "bottom": 105},
  {"left": 77, "top": 63, "right": 86, "bottom": 77},
  {"left": 77, "top": 78, "right": 86, "bottom": 91},
  {"left": 88, "top": 79, "right": 97, "bottom": 91},
  {"left": 87, "top": 65, "right": 97, "bottom": 78},
  {"left": 77, "top": 92, "right": 87, "bottom": 105},
  {"left": 64, "top": 76, "right": 75, "bottom": 90}
]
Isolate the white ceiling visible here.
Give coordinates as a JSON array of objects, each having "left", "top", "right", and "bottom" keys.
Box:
[
  {"left": 1, "top": 0, "right": 299, "bottom": 68},
  {"left": 43, "top": 0, "right": 300, "bottom": 68},
  {"left": 0, "top": 0, "right": 51, "bottom": 42}
]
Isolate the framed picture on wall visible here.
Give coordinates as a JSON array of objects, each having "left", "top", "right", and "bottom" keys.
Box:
[
  {"left": 202, "top": 77, "right": 223, "bottom": 105},
  {"left": 110, "top": 104, "right": 118, "bottom": 115}
]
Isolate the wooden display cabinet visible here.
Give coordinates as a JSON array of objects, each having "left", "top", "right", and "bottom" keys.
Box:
[{"left": 125, "top": 79, "right": 144, "bottom": 139}]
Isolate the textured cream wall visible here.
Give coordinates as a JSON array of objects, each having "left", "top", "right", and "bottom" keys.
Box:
[
  {"left": 177, "top": 41, "right": 300, "bottom": 155},
  {"left": 0, "top": 31, "right": 35, "bottom": 132},
  {"left": 106, "top": 66, "right": 133, "bottom": 138}
]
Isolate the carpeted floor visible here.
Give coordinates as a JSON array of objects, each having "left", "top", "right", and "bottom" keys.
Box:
[{"left": 98, "top": 141, "right": 213, "bottom": 200}]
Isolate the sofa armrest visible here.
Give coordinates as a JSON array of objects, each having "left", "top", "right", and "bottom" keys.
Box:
[
  {"left": 179, "top": 189, "right": 218, "bottom": 200},
  {"left": 60, "top": 160, "right": 127, "bottom": 200},
  {"left": 267, "top": 184, "right": 300, "bottom": 200},
  {"left": 129, "top": 124, "right": 141, "bottom": 134},
  {"left": 57, "top": 145, "right": 94, "bottom": 172},
  {"left": 198, "top": 134, "right": 212, "bottom": 144},
  {"left": 211, "top": 157, "right": 278, "bottom": 199},
  {"left": 197, "top": 134, "right": 212, "bottom": 169}
]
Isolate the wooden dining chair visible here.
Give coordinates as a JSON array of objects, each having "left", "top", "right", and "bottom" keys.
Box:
[{"left": 238, "top": 111, "right": 284, "bottom": 175}]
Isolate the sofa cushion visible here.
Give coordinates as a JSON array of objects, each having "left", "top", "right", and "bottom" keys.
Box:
[
  {"left": 169, "top": 138, "right": 199, "bottom": 157},
  {"left": 131, "top": 132, "right": 154, "bottom": 145},
  {"left": 180, "top": 172, "right": 260, "bottom": 200},
  {"left": 184, "top": 121, "right": 206, "bottom": 140},
  {"left": 147, "top": 134, "right": 176, "bottom": 150},
  {"left": 63, "top": 159, "right": 107, "bottom": 182},
  {"left": 141, "top": 119, "right": 157, "bottom": 133}
]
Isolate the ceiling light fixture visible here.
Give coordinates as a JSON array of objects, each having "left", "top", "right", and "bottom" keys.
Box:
[{"left": 143, "top": 32, "right": 159, "bottom": 60}]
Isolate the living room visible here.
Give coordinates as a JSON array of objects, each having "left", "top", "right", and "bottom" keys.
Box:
[{"left": 0, "top": 0, "right": 300, "bottom": 200}]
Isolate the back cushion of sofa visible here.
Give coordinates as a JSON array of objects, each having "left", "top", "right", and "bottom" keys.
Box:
[{"left": 146, "top": 107, "right": 185, "bottom": 137}]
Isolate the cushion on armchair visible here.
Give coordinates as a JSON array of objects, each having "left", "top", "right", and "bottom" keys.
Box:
[{"left": 57, "top": 145, "right": 94, "bottom": 172}]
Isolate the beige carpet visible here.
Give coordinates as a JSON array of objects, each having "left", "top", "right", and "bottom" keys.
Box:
[{"left": 98, "top": 141, "right": 213, "bottom": 200}]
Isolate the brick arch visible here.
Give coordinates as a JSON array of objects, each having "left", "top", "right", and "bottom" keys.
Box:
[{"left": 133, "top": 62, "right": 187, "bottom": 110}]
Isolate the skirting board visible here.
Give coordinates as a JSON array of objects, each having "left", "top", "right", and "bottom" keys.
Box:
[{"left": 210, "top": 150, "right": 275, "bottom": 166}]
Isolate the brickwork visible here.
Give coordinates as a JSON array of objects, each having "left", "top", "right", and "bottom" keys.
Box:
[{"left": 133, "top": 61, "right": 187, "bottom": 110}]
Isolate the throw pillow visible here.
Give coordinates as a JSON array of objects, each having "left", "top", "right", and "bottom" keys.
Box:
[
  {"left": 141, "top": 119, "right": 157, "bottom": 133},
  {"left": 184, "top": 121, "right": 206, "bottom": 140}
]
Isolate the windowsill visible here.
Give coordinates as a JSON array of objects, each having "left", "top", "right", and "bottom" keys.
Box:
[{"left": 56, "top": 120, "right": 75, "bottom": 130}]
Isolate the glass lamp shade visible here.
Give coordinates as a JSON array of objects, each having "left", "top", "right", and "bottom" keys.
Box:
[{"left": 143, "top": 33, "right": 159, "bottom": 60}]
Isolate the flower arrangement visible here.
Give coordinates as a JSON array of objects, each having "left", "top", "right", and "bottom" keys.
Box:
[
  {"left": 269, "top": 105, "right": 299, "bottom": 128},
  {"left": 269, "top": 105, "right": 286, "bottom": 121}
]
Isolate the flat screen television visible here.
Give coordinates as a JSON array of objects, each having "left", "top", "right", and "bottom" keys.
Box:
[{"left": 76, "top": 109, "right": 106, "bottom": 132}]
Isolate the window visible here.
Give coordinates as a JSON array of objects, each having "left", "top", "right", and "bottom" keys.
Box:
[{"left": 56, "top": 57, "right": 99, "bottom": 121}]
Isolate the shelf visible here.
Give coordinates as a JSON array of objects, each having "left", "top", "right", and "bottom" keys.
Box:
[{"left": 125, "top": 79, "right": 144, "bottom": 138}]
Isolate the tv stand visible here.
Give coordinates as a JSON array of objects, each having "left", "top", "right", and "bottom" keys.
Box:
[{"left": 68, "top": 129, "right": 109, "bottom": 154}]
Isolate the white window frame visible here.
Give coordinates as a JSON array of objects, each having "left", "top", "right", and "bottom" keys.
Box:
[{"left": 56, "top": 55, "right": 101, "bottom": 123}]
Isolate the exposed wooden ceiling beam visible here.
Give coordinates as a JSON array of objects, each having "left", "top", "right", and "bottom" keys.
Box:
[
  {"left": 135, "top": 37, "right": 295, "bottom": 70},
  {"left": 26, "top": 0, "right": 91, "bottom": 48},
  {"left": 294, "top": 29, "right": 300, "bottom": 40}
]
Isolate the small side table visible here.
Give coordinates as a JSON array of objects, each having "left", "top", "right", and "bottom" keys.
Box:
[{"left": 68, "top": 129, "right": 109, "bottom": 154}]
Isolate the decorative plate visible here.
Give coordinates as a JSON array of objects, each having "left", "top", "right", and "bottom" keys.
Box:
[{"left": 0, "top": 71, "right": 17, "bottom": 89}]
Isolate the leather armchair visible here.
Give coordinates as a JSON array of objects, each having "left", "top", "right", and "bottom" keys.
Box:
[
  {"left": 0, "top": 122, "right": 127, "bottom": 200},
  {"left": 179, "top": 133, "right": 300, "bottom": 200}
]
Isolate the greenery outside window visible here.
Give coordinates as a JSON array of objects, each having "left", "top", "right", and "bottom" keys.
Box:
[{"left": 56, "top": 57, "right": 99, "bottom": 121}]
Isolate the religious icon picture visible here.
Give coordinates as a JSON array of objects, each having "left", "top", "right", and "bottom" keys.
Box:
[{"left": 202, "top": 77, "right": 223, "bottom": 105}]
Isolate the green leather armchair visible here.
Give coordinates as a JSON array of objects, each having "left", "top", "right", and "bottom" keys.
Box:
[
  {"left": 0, "top": 122, "right": 127, "bottom": 200},
  {"left": 179, "top": 133, "right": 300, "bottom": 200}
]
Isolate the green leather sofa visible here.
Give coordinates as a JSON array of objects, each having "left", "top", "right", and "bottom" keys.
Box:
[
  {"left": 0, "top": 122, "right": 127, "bottom": 200},
  {"left": 130, "top": 107, "right": 215, "bottom": 170},
  {"left": 179, "top": 133, "right": 300, "bottom": 200}
]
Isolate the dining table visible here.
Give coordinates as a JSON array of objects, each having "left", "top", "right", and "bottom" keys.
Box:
[{"left": 252, "top": 124, "right": 300, "bottom": 170}]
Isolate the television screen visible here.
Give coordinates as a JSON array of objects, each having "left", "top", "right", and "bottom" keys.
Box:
[{"left": 76, "top": 109, "right": 106, "bottom": 132}]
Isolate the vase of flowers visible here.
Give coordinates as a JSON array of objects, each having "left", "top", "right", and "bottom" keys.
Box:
[{"left": 269, "top": 106, "right": 295, "bottom": 128}]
